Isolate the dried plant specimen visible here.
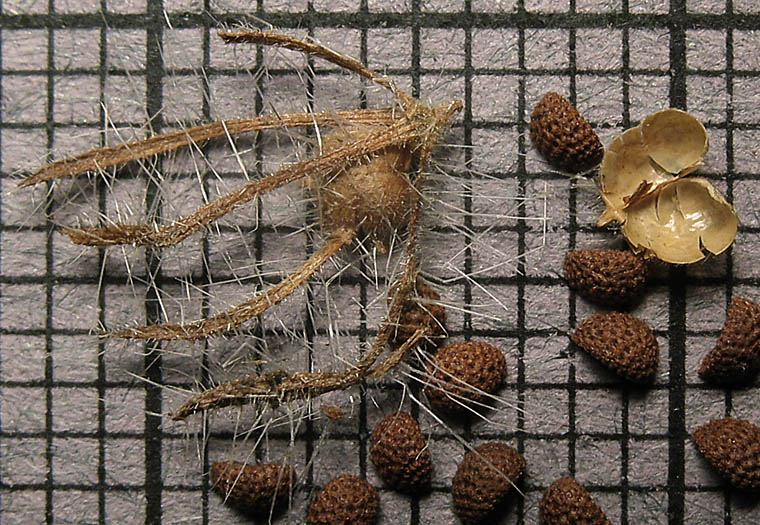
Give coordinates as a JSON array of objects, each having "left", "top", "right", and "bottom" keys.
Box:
[
  {"left": 597, "top": 109, "right": 738, "bottom": 264},
  {"left": 20, "top": 30, "right": 462, "bottom": 419}
]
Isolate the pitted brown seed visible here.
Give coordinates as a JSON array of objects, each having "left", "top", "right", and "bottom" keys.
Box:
[
  {"left": 307, "top": 474, "right": 379, "bottom": 525},
  {"left": 451, "top": 442, "right": 526, "bottom": 524},
  {"left": 699, "top": 296, "right": 760, "bottom": 386},
  {"left": 210, "top": 461, "right": 296, "bottom": 516},
  {"left": 571, "top": 311, "right": 659, "bottom": 383},
  {"left": 692, "top": 417, "right": 760, "bottom": 490},
  {"left": 370, "top": 411, "right": 432, "bottom": 493},
  {"left": 530, "top": 92, "right": 604, "bottom": 173},
  {"left": 563, "top": 249, "right": 648, "bottom": 307},
  {"left": 424, "top": 341, "right": 507, "bottom": 412},
  {"left": 391, "top": 278, "right": 447, "bottom": 350},
  {"left": 540, "top": 476, "right": 611, "bottom": 525}
]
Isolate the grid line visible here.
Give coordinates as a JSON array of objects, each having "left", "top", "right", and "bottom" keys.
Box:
[{"left": 1, "top": 2, "right": 759, "bottom": 524}]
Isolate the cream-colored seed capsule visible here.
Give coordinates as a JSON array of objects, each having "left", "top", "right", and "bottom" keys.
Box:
[{"left": 597, "top": 108, "right": 737, "bottom": 264}]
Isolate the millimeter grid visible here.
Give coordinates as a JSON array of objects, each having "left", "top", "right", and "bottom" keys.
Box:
[{"left": 1, "top": 1, "right": 760, "bottom": 524}]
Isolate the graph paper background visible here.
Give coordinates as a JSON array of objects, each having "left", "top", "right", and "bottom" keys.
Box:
[{"left": 2, "top": 1, "right": 760, "bottom": 524}]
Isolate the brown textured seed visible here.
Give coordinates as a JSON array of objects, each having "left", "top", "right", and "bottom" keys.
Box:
[
  {"left": 563, "top": 249, "right": 648, "bottom": 307},
  {"left": 530, "top": 92, "right": 604, "bottom": 173},
  {"left": 390, "top": 278, "right": 447, "bottom": 350},
  {"left": 452, "top": 442, "right": 526, "bottom": 524},
  {"left": 370, "top": 411, "right": 432, "bottom": 493},
  {"left": 210, "top": 461, "right": 296, "bottom": 516},
  {"left": 540, "top": 476, "right": 611, "bottom": 525},
  {"left": 425, "top": 341, "right": 507, "bottom": 412},
  {"left": 307, "top": 474, "right": 379, "bottom": 525},
  {"left": 571, "top": 311, "right": 659, "bottom": 383},
  {"left": 692, "top": 417, "right": 760, "bottom": 490},
  {"left": 699, "top": 296, "right": 760, "bottom": 386}
]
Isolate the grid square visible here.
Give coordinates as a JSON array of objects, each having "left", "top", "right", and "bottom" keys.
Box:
[
  {"left": 53, "top": 75, "right": 101, "bottom": 124},
  {"left": 628, "top": 490, "right": 668, "bottom": 524},
  {"left": 54, "top": 29, "right": 101, "bottom": 70},
  {"left": 103, "top": 74, "right": 147, "bottom": 123},
  {"left": 162, "top": 75, "right": 204, "bottom": 122},
  {"left": 53, "top": 490, "right": 100, "bottom": 523},
  {"left": 52, "top": 387, "right": 99, "bottom": 433},
  {"left": 163, "top": 28, "right": 204, "bottom": 71},
  {"left": 105, "top": 491, "right": 146, "bottom": 523},
  {"left": 685, "top": 285, "right": 726, "bottom": 332},
  {"left": 2, "top": 30, "right": 47, "bottom": 71},
  {"left": 525, "top": 284, "right": 569, "bottom": 331},
  {"left": 106, "top": 30, "right": 147, "bottom": 71},
  {"left": 105, "top": 439, "right": 145, "bottom": 487},
  {"left": 575, "top": 388, "right": 623, "bottom": 434},
  {"left": 684, "top": 491, "right": 724, "bottom": 523},
  {"left": 0, "top": 438, "right": 47, "bottom": 485},
  {"left": 471, "top": 29, "right": 519, "bottom": 70},
  {"left": 685, "top": 436, "right": 725, "bottom": 487},
  {"left": 735, "top": 0, "right": 760, "bottom": 12},
  {"left": 1, "top": 491, "right": 47, "bottom": 523},
  {"left": 524, "top": 335, "right": 569, "bottom": 383},
  {"left": 52, "top": 437, "right": 99, "bottom": 484},
  {"left": 575, "top": 436, "right": 622, "bottom": 485},
  {"left": 628, "top": 438, "right": 669, "bottom": 486},
  {"left": 524, "top": 388, "right": 569, "bottom": 434},
  {"left": 367, "top": 29, "right": 412, "bottom": 71},
  {"left": 523, "top": 438, "right": 569, "bottom": 485},
  {"left": 52, "top": 283, "right": 99, "bottom": 330},
  {"left": 471, "top": 0, "right": 519, "bottom": 11},
  {"left": 576, "top": 75, "right": 624, "bottom": 124},
  {"left": 51, "top": 335, "right": 99, "bottom": 383},
  {"left": 686, "top": 75, "right": 727, "bottom": 125},
  {"left": 5, "top": 0, "right": 47, "bottom": 13},
  {"left": 471, "top": 75, "right": 519, "bottom": 122},
  {"left": 55, "top": 0, "right": 100, "bottom": 12},
  {"left": 525, "top": 30, "right": 569, "bottom": 71},
  {"left": 577, "top": 29, "right": 623, "bottom": 71},
  {"left": 525, "top": 0, "right": 569, "bottom": 12},
  {"left": 629, "top": 29, "right": 670, "bottom": 71},
  {"left": 0, "top": 284, "right": 47, "bottom": 331},
  {"left": 734, "top": 31, "right": 760, "bottom": 71},
  {"left": 629, "top": 0, "right": 668, "bottom": 14},
  {"left": 576, "top": 0, "right": 622, "bottom": 12},
  {"left": 367, "top": 0, "right": 410, "bottom": 11},
  {"left": 0, "top": 387, "right": 47, "bottom": 432},
  {"left": 2, "top": 75, "right": 47, "bottom": 123},
  {"left": 686, "top": 30, "right": 726, "bottom": 71},
  {"left": 686, "top": 0, "right": 724, "bottom": 13},
  {"left": 420, "top": 29, "right": 465, "bottom": 70},
  {"left": 628, "top": 390, "right": 670, "bottom": 436},
  {"left": 106, "top": 0, "right": 147, "bottom": 13},
  {"left": 733, "top": 77, "right": 760, "bottom": 124},
  {"left": 106, "top": 388, "right": 146, "bottom": 434},
  {"left": 313, "top": 0, "right": 359, "bottom": 9},
  {"left": 629, "top": 75, "right": 671, "bottom": 122},
  {"left": 733, "top": 129, "right": 760, "bottom": 173},
  {"left": 421, "top": 0, "right": 464, "bottom": 11}
]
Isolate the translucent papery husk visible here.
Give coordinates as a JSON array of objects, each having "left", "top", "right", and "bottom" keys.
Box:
[
  {"left": 598, "top": 109, "right": 709, "bottom": 227},
  {"left": 621, "top": 178, "right": 738, "bottom": 264}
]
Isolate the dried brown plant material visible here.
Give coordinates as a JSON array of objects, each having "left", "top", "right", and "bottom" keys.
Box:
[
  {"left": 692, "top": 417, "right": 760, "bottom": 490},
  {"left": 451, "top": 442, "right": 526, "bottom": 524},
  {"left": 530, "top": 92, "right": 604, "bottom": 173},
  {"left": 320, "top": 404, "right": 345, "bottom": 421},
  {"left": 307, "top": 474, "right": 380, "bottom": 525},
  {"left": 210, "top": 461, "right": 296, "bottom": 516},
  {"left": 571, "top": 311, "right": 659, "bottom": 384},
  {"left": 539, "top": 476, "right": 611, "bottom": 525},
  {"left": 699, "top": 297, "right": 760, "bottom": 386},
  {"left": 424, "top": 340, "right": 507, "bottom": 413},
  {"left": 369, "top": 411, "right": 432, "bottom": 493},
  {"left": 390, "top": 278, "right": 447, "bottom": 350},
  {"left": 20, "top": 30, "right": 462, "bottom": 420},
  {"left": 597, "top": 109, "right": 738, "bottom": 264},
  {"left": 563, "top": 248, "right": 649, "bottom": 307}
]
